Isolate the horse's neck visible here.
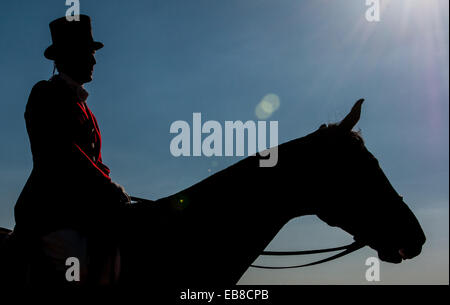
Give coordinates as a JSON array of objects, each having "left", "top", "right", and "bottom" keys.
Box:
[
  {"left": 152, "top": 137, "right": 325, "bottom": 284},
  {"left": 272, "top": 135, "right": 323, "bottom": 219},
  {"left": 166, "top": 133, "right": 324, "bottom": 230}
]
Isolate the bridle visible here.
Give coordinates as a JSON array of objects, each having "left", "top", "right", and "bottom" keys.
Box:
[{"left": 131, "top": 196, "right": 366, "bottom": 270}]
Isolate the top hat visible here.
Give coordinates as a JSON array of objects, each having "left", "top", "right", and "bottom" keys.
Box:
[{"left": 44, "top": 14, "right": 103, "bottom": 60}]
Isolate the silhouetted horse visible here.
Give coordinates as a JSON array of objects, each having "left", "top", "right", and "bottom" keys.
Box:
[
  {"left": 119, "top": 100, "right": 426, "bottom": 286},
  {"left": 0, "top": 100, "right": 426, "bottom": 285}
]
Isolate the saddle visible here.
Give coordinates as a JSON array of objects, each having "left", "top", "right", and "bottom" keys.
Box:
[{"left": 0, "top": 225, "right": 123, "bottom": 285}]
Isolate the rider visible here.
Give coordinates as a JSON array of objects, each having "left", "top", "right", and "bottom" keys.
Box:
[{"left": 14, "top": 15, "right": 130, "bottom": 284}]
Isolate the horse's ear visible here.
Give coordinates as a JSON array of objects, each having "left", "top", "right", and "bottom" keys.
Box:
[{"left": 339, "top": 99, "right": 364, "bottom": 131}]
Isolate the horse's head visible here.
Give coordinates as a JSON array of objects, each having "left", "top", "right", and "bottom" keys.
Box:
[{"left": 303, "top": 99, "right": 425, "bottom": 263}]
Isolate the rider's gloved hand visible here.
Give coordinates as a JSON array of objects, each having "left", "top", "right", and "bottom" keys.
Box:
[{"left": 109, "top": 181, "right": 131, "bottom": 204}]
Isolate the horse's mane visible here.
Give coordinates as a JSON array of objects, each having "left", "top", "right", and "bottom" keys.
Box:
[
  {"left": 318, "top": 123, "right": 365, "bottom": 145},
  {"left": 278, "top": 123, "right": 366, "bottom": 169}
]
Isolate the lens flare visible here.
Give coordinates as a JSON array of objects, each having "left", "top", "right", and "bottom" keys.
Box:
[{"left": 255, "top": 93, "right": 280, "bottom": 119}]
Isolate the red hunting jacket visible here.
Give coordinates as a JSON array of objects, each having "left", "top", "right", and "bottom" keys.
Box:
[{"left": 15, "top": 75, "right": 119, "bottom": 236}]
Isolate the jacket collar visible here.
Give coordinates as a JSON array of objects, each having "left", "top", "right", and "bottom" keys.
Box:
[{"left": 55, "top": 72, "right": 89, "bottom": 102}]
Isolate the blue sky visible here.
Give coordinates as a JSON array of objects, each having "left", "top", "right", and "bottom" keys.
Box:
[{"left": 0, "top": 0, "right": 448, "bottom": 284}]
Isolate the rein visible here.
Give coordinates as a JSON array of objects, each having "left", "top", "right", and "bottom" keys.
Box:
[
  {"left": 131, "top": 196, "right": 366, "bottom": 270},
  {"left": 250, "top": 241, "right": 365, "bottom": 269}
]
